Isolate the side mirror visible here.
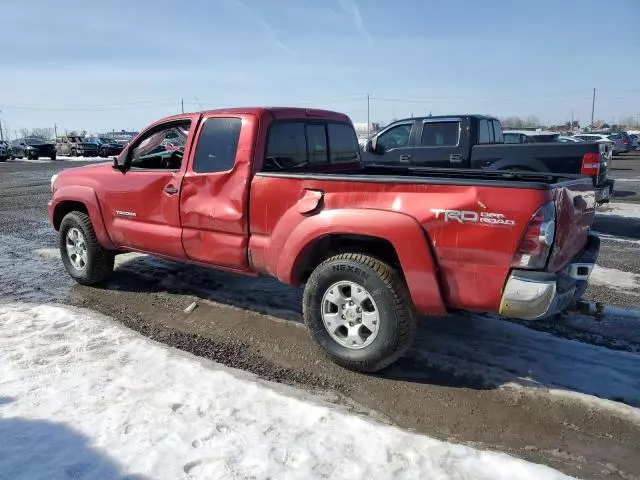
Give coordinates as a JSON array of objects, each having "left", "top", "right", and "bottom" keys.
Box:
[
  {"left": 112, "top": 156, "right": 126, "bottom": 173},
  {"left": 370, "top": 136, "right": 380, "bottom": 153}
]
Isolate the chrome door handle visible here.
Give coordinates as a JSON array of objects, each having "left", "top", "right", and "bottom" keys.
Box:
[{"left": 164, "top": 185, "right": 178, "bottom": 194}]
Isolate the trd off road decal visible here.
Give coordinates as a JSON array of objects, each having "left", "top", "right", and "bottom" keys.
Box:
[{"left": 430, "top": 209, "right": 515, "bottom": 226}]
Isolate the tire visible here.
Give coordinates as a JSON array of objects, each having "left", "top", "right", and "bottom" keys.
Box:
[
  {"left": 303, "top": 253, "right": 417, "bottom": 372},
  {"left": 59, "top": 211, "right": 114, "bottom": 286},
  {"left": 50, "top": 153, "right": 57, "bottom": 161},
  {"left": 70, "top": 148, "right": 77, "bottom": 157},
  {"left": 100, "top": 148, "right": 107, "bottom": 157}
]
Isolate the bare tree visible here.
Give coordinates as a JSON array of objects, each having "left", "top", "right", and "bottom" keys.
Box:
[
  {"left": 618, "top": 116, "right": 636, "bottom": 128},
  {"left": 30, "top": 128, "right": 54, "bottom": 140},
  {"left": 500, "top": 115, "right": 541, "bottom": 129},
  {"left": 19, "top": 128, "right": 29, "bottom": 139}
]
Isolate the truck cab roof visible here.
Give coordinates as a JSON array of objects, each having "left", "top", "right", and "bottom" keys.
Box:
[{"left": 159, "top": 107, "right": 351, "bottom": 124}]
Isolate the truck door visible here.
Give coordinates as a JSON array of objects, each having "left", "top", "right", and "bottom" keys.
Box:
[
  {"left": 101, "top": 114, "right": 200, "bottom": 258},
  {"left": 410, "top": 118, "right": 468, "bottom": 168},
  {"left": 179, "top": 113, "right": 254, "bottom": 270},
  {"left": 57, "top": 137, "right": 68, "bottom": 155},
  {"left": 362, "top": 120, "right": 417, "bottom": 165}
]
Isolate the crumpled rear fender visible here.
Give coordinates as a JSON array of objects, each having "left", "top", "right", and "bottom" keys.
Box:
[{"left": 270, "top": 208, "right": 446, "bottom": 315}]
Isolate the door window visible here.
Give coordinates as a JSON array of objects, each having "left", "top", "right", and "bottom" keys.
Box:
[
  {"left": 377, "top": 123, "right": 412, "bottom": 151},
  {"left": 420, "top": 122, "right": 459, "bottom": 146},
  {"left": 192, "top": 117, "right": 242, "bottom": 173},
  {"left": 130, "top": 121, "right": 191, "bottom": 170}
]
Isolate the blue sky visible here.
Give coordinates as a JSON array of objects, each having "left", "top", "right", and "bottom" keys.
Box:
[{"left": 0, "top": 0, "right": 638, "bottom": 134}]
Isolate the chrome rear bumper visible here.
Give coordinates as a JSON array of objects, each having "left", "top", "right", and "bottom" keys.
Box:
[{"left": 499, "top": 235, "right": 600, "bottom": 320}]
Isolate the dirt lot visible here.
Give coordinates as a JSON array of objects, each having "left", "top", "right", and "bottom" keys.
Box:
[{"left": 1, "top": 153, "right": 639, "bottom": 479}]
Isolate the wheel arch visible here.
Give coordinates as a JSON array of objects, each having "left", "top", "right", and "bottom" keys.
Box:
[
  {"left": 272, "top": 209, "right": 446, "bottom": 316},
  {"left": 51, "top": 186, "right": 115, "bottom": 250}
]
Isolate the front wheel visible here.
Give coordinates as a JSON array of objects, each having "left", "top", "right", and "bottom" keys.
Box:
[
  {"left": 50, "top": 153, "right": 57, "bottom": 161},
  {"left": 303, "top": 253, "right": 417, "bottom": 372},
  {"left": 70, "top": 148, "right": 77, "bottom": 157},
  {"left": 59, "top": 211, "right": 114, "bottom": 285}
]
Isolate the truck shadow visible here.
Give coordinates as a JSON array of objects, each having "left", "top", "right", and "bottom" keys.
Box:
[
  {"left": 0, "top": 408, "right": 146, "bottom": 479},
  {"left": 592, "top": 214, "right": 640, "bottom": 239},
  {"left": 107, "top": 254, "right": 640, "bottom": 408}
]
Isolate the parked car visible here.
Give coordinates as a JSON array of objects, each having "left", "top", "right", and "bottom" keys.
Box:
[
  {"left": 557, "top": 136, "right": 585, "bottom": 143},
  {"left": 574, "top": 134, "right": 623, "bottom": 156},
  {"left": 361, "top": 115, "right": 614, "bottom": 204},
  {"left": 48, "top": 107, "right": 600, "bottom": 372},
  {"left": 629, "top": 134, "right": 639, "bottom": 150},
  {"left": 503, "top": 130, "right": 561, "bottom": 143},
  {"left": 55, "top": 135, "right": 99, "bottom": 157},
  {"left": 596, "top": 131, "right": 631, "bottom": 153},
  {"left": 87, "top": 137, "right": 125, "bottom": 157},
  {"left": 0, "top": 140, "right": 9, "bottom": 161},
  {"left": 10, "top": 137, "right": 57, "bottom": 160}
]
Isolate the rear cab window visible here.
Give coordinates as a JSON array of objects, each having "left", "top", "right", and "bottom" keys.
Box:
[{"left": 263, "top": 121, "right": 359, "bottom": 171}]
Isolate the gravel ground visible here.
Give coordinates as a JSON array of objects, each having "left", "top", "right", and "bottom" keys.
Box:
[{"left": 1, "top": 154, "right": 640, "bottom": 479}]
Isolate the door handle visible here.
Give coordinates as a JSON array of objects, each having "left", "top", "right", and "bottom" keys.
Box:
[
  {"left": 399, "top": 154, "right": 411, "bottom": 162},
  {"left": 164, "top": 185, "right": 178, "bottom": 194}
]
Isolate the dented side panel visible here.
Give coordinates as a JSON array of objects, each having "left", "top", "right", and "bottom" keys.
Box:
[{"left": 249, "top": 175, "right": 552, "bottom": 313}]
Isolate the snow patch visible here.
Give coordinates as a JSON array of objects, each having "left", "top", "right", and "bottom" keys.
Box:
[
  {"left": 0, "top": 303, "right": 570, "bottom": 480},
  {"left": 597, "top": 202, "right": 640, "bottom": 220},
  {"left": 590, "top": 265, "right": 640, "bottom": 292}
]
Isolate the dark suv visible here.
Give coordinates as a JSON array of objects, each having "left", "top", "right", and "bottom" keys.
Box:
[{"left": 10, "top": 138, "right": 57, "bottom": 160}]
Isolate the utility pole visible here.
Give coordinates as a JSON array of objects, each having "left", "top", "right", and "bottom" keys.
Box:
[
  {"left": 590, "top": 88, "right": 596, "bottom": 131},
  {"left": 366, "top": 94, "right": 370, "bottom": 138},
  {"left": 0, "top": 109, "right": 4, "bottom": 142},
  {"left": 54, "top": 123, "right": 58, "bottom": 138},
  {"left": 181, "top": 98, "right": 184, "bottom": 114},
  {"left": 571, "top": 110, "right": 574, "bottom": 131}
]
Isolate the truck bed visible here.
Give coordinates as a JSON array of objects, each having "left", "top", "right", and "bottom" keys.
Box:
[{"left": 259, "top": 165, "right": 591, "bottom": 190}]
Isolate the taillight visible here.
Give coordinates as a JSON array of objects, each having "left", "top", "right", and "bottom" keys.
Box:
[
  {"left": 581, "top": 152, "right": 600, "bottom": 175},
  {"left": 512, "top": 202, "right": 555, "bottom": 269}
]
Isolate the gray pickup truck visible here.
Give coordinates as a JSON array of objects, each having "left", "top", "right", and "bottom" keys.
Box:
[
  {"left": 362, "top": 114, "right": 615, "bottom": 204},
  {"left": 55, "top": 135, "right": 99, "bottom": 157}
]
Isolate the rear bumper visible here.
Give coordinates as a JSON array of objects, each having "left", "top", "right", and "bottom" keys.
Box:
[
  {"left": 596, "top": 179, "right": 615, "bottom": 203},
  {"left": 499, "top": 234, "right": 600, "bottom": 320}
]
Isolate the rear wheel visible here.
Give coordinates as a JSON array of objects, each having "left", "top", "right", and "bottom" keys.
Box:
[
  {"left": 50, "top": 153, "right": 57, "bottom": 161},
  {"left": 303, "top": 253, "right": 416, "bottom": 372},
  {"left": 100, "top": 147, "right": 107, "bottom": 157},
  {"left": 59, "top": 211, "right": 114, "bottom": 285},
  {"left": 70, "top": 148, "right": 77, "bottom": 157}
]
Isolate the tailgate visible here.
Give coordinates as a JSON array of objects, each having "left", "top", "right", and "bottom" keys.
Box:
[
  {"left": 547, "top": 179, "right": 596, "bottom": 272},
  {"left": 595, "top": 143, "right": 610, "bottom": 186}
]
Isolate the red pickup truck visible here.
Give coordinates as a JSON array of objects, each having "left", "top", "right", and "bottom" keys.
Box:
[{"left": 48, "top": 107, "right": 600, "bottom": 372}]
